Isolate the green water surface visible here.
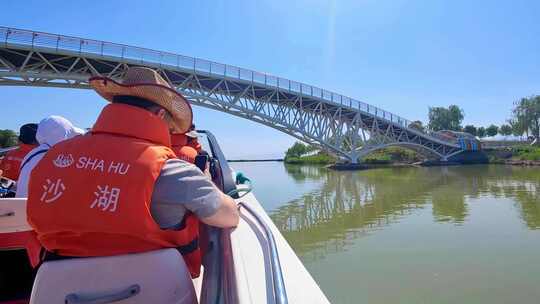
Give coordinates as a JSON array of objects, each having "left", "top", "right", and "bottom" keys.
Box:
[{"left": 231, "top": 163, "right": 540, "bottom": 304}]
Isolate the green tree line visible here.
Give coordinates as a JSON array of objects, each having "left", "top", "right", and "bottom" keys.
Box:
[
  {"left": 285, "top": 142, "right": 317, "bottom": 158},
  {"left": 509, "top": 96, "right": 540, "bottom": 140},
  {"left": 416, "top": 95, "right": 540, "bottom": 141},
  {"left": 0, "top": 129, "right": 18, "bottom": 148},
  {"left": 411, "top": 105, "right": 509, "bottom": 138},
  {"left": 284, "top": 142, "right": 337, "bottom": 164}
]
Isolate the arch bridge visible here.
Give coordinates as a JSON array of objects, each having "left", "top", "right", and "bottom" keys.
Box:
[{"left": 0, "top": 27, "right": 463, "bottom": 163}]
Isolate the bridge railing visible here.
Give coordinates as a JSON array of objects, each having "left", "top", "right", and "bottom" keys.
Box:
[{"left": 1, "top": 26, "right": 414, "bottom": 129}]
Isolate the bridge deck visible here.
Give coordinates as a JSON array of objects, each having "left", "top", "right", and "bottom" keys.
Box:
[{"left": 0, "top": 27, "right": 461, "bottom": 162}]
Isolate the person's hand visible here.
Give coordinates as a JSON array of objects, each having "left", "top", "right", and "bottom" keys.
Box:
[
  {"left": 204, "top": 166, "right": 212, "bottom": 179},
  {"left": 0, "top": 169, "right": 3, "bottom": 178}
]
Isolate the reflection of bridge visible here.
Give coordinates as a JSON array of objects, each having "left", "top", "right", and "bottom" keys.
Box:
[
  {"left": 271, "top": 167, "right": 442, "bottom": 258},
  {"left": 0, "top": 27, "right": 464, "bottom": 163}
]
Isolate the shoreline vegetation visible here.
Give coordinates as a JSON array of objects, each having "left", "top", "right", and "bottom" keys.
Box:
[
  {"left": 487, "top": 146, "right": 540, "bottom": 166},
  {"left": 228, "top": 146, "right": 540, "bottom": 167},
  {"left": 228, "top": 159, "right": 284, "bottom": 162},
  {"left": 281, "top": 141, "right": 540, "bottom": 167},
  {"left": 283, "top": 141, "right": 424, "bottom": 166}
]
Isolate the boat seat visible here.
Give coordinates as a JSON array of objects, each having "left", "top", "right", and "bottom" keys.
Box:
[
  {"left": 0, "top": 198, "right": 43, "bottom": 267},
  {"left": 30, "top": 249, "right": 197, "bottom": 304},
  {"left": 0, "top": 198, "right": 31, "bottom": 233}
]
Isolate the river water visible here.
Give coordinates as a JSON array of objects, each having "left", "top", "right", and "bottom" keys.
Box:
[{"left": 230, "top": 162, "right": 540, "bottom": 304}]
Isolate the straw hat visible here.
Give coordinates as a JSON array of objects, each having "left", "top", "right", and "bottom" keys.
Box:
[{"left": 89, "top": 67, "right": 192, "bottom": 133}]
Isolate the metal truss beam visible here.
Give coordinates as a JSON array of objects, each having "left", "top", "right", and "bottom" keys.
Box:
[{"left": 0, "top": 27, "right": 463, "bottom": 163}]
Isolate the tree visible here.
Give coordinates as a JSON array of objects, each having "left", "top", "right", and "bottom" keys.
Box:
[
  {"left": 448, "top": 105, "right": 465, "bottom": 130},
  {"left": 408, "top": 120, "right": 425, "bottom": 132},
  {"left": 463, "top": 125, "right": 477, "bottom": 136},
  {"left": 285, "top": 142, "right": 317, "bottom": 159},
  {"left": 0, "top": 129, "right": 18, "bottom": 148},
  {"left": 509, "top": 119, "right": 525, "bottom": 138},
  {"left": 428, "top": 105, "right": 464, "bottom": 131},
  {"left": 533, "top": 95, "right": 540, "bottom": 141},
  {"left": 511, "top": 95, "right": 540, "bottom": 142},
  {"left": 499, "top": 124, "right": 512, "bottom": 136},
  {"left": 477, "top": 127, "right": 486, "bottom": 138},
  {"left": 486, "top": 124, "right": 499, "bottom": 137},
  {"left": 285, "top": 142, "right": 307, "bottom": 158}
]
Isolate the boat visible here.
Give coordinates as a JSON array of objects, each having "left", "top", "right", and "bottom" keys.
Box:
[{"left": 0, "top": 130, "right": 330, "bottom": 303}]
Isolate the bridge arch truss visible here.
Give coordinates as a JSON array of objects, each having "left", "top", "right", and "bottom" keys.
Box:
[{"left": 0, "top": 27, "right": 462, "bottom": 162}]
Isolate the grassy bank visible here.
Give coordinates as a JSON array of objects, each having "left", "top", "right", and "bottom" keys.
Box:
[
  {"left": 511, "top": 146, "right": 540, "bottom": 161},
  {"left": 363, "top": 147, "right": 423, "bottom": 164},
  {"left": 284, "top": 147, "right": 423, "bottom": 165},
  {"left": 284, "top": 142, "right": 540, "bottom": 166},
  {"left": 285, "top": 153, "right": 336, "bottom": 164},
  {"left": 487, "top": 146, "right": 540, "bottom": 163}
]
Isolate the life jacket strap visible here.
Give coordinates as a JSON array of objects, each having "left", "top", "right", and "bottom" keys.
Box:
[{"left": 176, "top": 238, "right": 199, "bottom": 255}]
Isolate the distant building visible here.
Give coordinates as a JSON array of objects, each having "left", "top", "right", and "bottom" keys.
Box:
[{"left": 432, "top": 130, "right": 482, "bottom": 151}]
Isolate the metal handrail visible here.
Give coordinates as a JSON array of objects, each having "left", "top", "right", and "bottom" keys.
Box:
[
  {"left": 237, "top": 202, "right": 288, "bottom": 304},
  {"left": 0, "top": 146, "right": 18, "bottom": 156},
  {"left": 0, "top": 26, "right": 414, "bottom": 129}
]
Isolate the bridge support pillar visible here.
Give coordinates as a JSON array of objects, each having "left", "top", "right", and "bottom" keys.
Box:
[{"left": 348, "top": 151, "right": 360, "bottom": 164}]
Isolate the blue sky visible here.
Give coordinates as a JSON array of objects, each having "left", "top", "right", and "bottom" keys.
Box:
[{"left": 2, "top": 0, "right": 539, "bottom": 158}]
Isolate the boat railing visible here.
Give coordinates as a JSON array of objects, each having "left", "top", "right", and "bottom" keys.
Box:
[
  {"left": 0, "top": 146, "right": 18, "bottom": 156},
  {"left": 237, "top": 202, "right": 288, "bottom": 304}
]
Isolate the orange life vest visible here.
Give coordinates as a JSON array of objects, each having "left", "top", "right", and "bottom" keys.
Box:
[
  {"left": 0, "top": 231, "right": 42, "bottom": 268},
  {"left": 187, "top": 138, "right": 202, "bottom": 153},
  {"left": 0, "top": 144, "right": 36, "bottom": 180},
  {"left": 27, "top": 103, "right": 201, "bottom": 277},
  {"left": 171, "top": 134, "right": 198, "bottom": 163}
]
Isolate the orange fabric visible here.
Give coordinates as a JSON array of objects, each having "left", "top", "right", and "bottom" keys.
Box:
[
  {"left": 171, "top": 134, "right": 198, "bottom": 163},
  {"left": 171, "top": 133, "right": 188, "bottom": 148},
  {"left": 0, "top": 144, "right": 36, "bottom": 180},
  {"left": 177, "top": 146, "right": 198, "bottom": 163},
  {"left": 27, "top": 103, "right": 201, "bottom": 277},
  {"left": 0, "top": 231, "right": 42, "bottom": 267},
  {"left": 187, "top": 138, "right": 202, "bottom": 152}
]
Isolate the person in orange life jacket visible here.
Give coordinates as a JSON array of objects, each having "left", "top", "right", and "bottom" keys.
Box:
[
  {"left": 185, "top": 124, "right": 202, "bottom": 152},
  {"left": 16, "top": 115, "right": 85, "bottom": 198},
  {"left": 170, "top": 132, "right": 198, "bottom": 164},
  {"left": 182, "top": 128, "right": 213, "bottom": 176},
  {"left": 0, "top": 124, "right": 40, "bottom": 266},
  {"left": 170, "top": 131, "right": 213, "bottom": 256},
  {"left": 26, "top": 67, "right": 239, "bottom": 278},
  {"left": 0, "top": 123, "right": 38, "bottom": 181}
]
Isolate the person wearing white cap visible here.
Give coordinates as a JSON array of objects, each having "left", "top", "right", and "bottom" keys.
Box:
[{"left": 15, "top": 115, "right": 84, "bottom": 197}]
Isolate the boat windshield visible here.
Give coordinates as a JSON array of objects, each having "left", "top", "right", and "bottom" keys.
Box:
[{"left": 196, "top": 132, "right": 213, "bottom": 157}]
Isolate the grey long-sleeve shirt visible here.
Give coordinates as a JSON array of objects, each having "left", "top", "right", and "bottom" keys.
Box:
[{"left": 150, "top": 159, "right": 221, "bottom": 229}]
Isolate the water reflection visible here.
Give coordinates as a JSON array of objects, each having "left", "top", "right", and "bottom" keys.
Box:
[{"left": 271, "top": 165, "right": 540, "bottom": 260}]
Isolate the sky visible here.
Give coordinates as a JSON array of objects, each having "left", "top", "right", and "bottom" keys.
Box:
[{"left": 2, "top": 0, "right": 539, "bottom": 158}]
